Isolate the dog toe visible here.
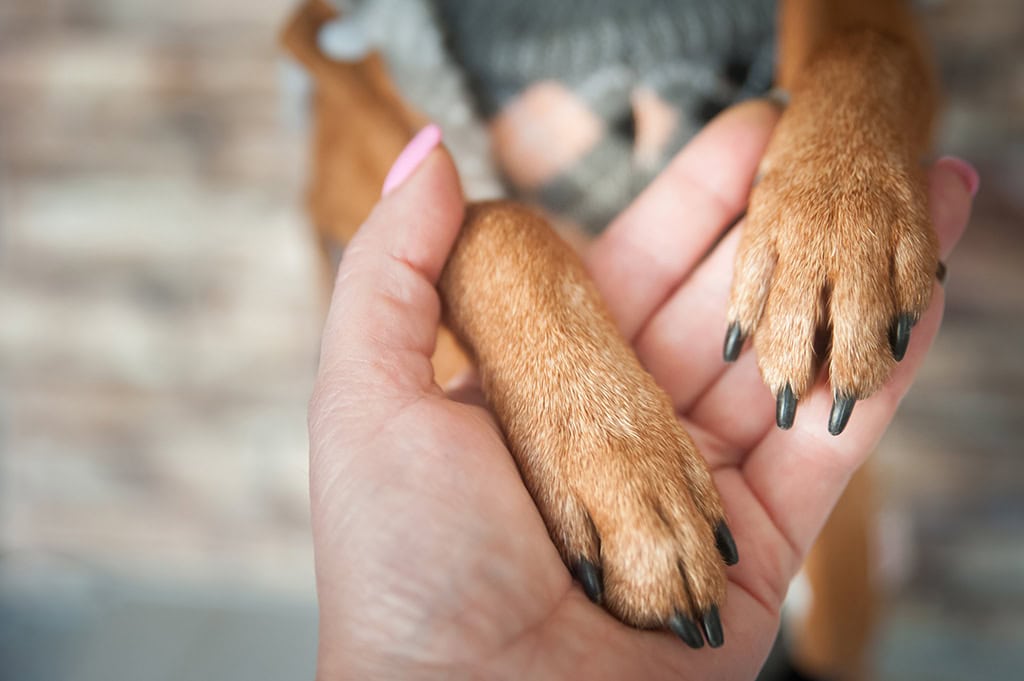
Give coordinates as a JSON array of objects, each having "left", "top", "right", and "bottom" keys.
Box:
[
  {"left": 748, "top": 257, "right": 823, "bottom": 426},
  {"left": 731, "top": 140, "right": 937, "bottom": 433},
  {"left": 725, "top": 228, "right": 777, "bottom": 362},
  {"left": 595, "top": 487, "right": 728, "bottom": 631}
]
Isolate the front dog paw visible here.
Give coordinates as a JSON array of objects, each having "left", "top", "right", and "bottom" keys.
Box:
[
  {"left": 527, "top": 376, "right": 736, "bottom": 648},
  {"left": 724, "top": 32, "right": 940, "bottom": 434},
  {"left": 440, "top": 202, "right": 735, "bottom": 647}
]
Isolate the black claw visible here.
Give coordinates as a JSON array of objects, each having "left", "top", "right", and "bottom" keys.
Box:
[
  {"left": 776, "top": 383, "right": 797, "bottom": 430},
  {"left": 700, "top": 605, "right": 724, "bottom": 648},
  {"left": 889, "top": 313, "right": 914, "bottom": 361},
  {"left": 573, "top": 558, "right": 603, "bottom": 604},
  {"left": 828, "top": 394, "right": 857, "bottom": 436},
  {"left": 714, "top": 520, "right": 739, "bottom": 566},
  {"left": 723, "top": 322, "right": 745, "bottom": 362},
  {"left": 669, "top": 612, "right": 705, "bottom": 649},
  {"left": 936, "top": 261, "right": 948, "bottom": 285}
]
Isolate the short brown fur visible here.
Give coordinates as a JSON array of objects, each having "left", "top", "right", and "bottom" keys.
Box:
[
  {"left": 732, "top": 7, "right": 938, "bottom": 402},
  {"left": 440, "top": 202, "right": 727, "bottom": 623}
]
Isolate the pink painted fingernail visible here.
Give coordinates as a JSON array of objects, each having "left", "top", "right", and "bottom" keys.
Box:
[
  {"left": 382, "top": 124, "right": 443, "bottom": 197},
  {"left": 939, "top": 156, "right": 980, "bottom": 197}
]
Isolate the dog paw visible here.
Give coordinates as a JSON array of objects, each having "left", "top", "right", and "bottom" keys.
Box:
[
  {"left": 726, "top": 150, "right": 938, "bottom": 434},
  {"left": 528, "top": 371, "right": 735, "bottom": 647},
  {"left": 440, "top": 202, "right": 735, "bottom": 647},
  {"left": 724, "top": 32, "right": 939, "bottom": 434}
]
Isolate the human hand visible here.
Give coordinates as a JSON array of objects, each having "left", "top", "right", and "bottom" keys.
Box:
[{"left": 308, "top": 102, "right": 975, "bottom": 680}]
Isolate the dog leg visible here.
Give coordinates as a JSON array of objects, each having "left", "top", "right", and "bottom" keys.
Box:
[
  {"left": 727, "top": 0, "right": 939, "bottom": 433},
  {"left": 440, "top": 201, "right": 733, "bottom": 644},
  {"left": 727, "top": 2, "right": 938, "bottom": 676}
]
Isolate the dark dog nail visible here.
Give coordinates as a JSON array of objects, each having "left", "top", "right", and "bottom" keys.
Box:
[
  {"left": 669, "top": 612, "right": 705, "bottom": 649},
  {"left": 828, "top": 394, "right": 856, "bottom": 436},
  {"left": 701, "top": 605, "right": 724, "bottom": 648},
  {"left": 776, "top": 383, "right": 796, "bottom": 430},
  {"left": 889, "top": 313, "right": 914, "bottom": 361},
  {"left": 714, "top": 521, "right": 739, "bottom": 566},
  {"left": 936, "top": 261, "right": 947, "bottom": 284},
  {"left": 573, "top": 558, "right": 603, "bottom": 604},
  {"left": 723, "top": 322, "right": 745, "bottom": 362}
]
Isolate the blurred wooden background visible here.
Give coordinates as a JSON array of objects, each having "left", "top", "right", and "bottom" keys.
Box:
[{"left": 0, "top": 1, "right": 1021, "bottom": 679}]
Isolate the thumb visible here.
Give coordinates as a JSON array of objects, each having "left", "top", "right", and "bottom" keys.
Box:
[{"left": 317, "top": 125, "right": 465, "bottom": 401}]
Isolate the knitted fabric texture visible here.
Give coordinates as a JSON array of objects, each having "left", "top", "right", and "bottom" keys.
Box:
[{"left": 332, "top": 0, "right": 776, "bottom": 232}]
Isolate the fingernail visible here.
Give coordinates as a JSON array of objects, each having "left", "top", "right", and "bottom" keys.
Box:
[
  {"left": 669, "top": 612, "right": 705, "bottom": 649},
  {"left": 714, "top": 520, "right": 739, "bottom": 566},
  {"left": 382, "top": 124, "right": 443, "bottom": 197},
  {"left": 939, "top": 156, "right": 980, "bottom": 198},
  {"left": 700, "top": 605, "right": 724, "bottom": 648},
  {"left": 828, "top": 394, "right": 856, "bottom": 436}
]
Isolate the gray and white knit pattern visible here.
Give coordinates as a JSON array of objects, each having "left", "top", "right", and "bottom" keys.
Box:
[
  {"left": 323, "top": 0, "right": 777, "bottom": 231},
  {"left": 430, "top": 0, "right": 775, "bottom": 119}
]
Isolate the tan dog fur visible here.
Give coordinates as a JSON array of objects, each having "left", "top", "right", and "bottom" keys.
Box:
[
  {"left": 440, "top": 202, "right": 727, "bottom": 624},
  {"left": 732, "top": 2, "right": 938, "bottom": 412},
  {"left": 284, "top": 0, "right": 939, "bottom": 657}
]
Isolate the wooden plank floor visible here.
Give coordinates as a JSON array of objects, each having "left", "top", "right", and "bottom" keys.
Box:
[{"left": 1, "top": 1, "right": 1021, "bottom": 678}]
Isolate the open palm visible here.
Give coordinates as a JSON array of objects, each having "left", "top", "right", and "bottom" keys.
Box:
[{"left": 308, "top": 101, "right": 974, "bottom": 680}]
